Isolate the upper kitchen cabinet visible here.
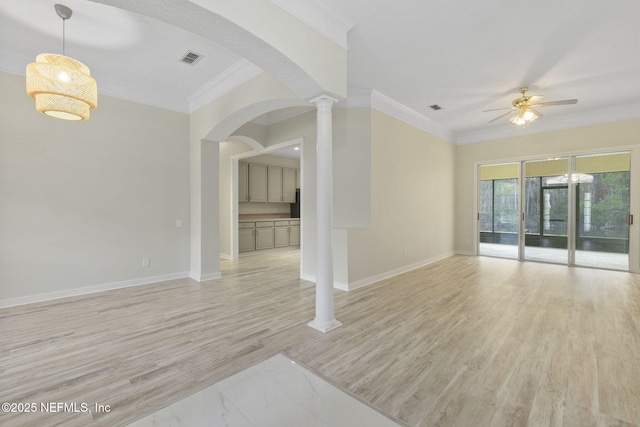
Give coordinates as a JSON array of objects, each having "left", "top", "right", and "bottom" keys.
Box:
[
  {"left": 283, "top": 168, "right": 296, "bottom": 203},
  {"left": 267, "top": 166, "right": 283, "bottom": 203},
  {"left": 239, "top": 162, "right": 249, "bottom": 202},
  {"left": 248, "top": 163, "right": 268, "bottom": 203},
  {"left": 240, "top": 157, "right": 300, "bottom": 204}
]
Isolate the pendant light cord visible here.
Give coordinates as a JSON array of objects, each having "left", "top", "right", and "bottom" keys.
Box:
[{"left": 62, "top": 17, "right": 66, "bottom": 56}]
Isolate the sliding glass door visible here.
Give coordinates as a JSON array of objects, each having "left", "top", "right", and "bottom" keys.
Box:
[
  {"left": 478, "top": 163, "right": 519, "bottom": 259},
  {"left": 574, "top": 153, "right": 630, "bottom": 270},
  {"left": 478, "top": 151, "right": 631, "bottom": 271},
  {"left": 524, "top": 158, "right": 569, "bottom": 265}
]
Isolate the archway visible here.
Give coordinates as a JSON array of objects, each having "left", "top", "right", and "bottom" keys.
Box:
[
  {"left": 95, "top": 0, "right": 346, "bottom": 331},
  {"left": 90, "top": 0, "right": 346, "bottom": 99}
]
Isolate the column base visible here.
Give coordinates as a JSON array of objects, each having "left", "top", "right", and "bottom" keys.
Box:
[{"left": 307, "top": 318, "right": 343, "bottom": 333}]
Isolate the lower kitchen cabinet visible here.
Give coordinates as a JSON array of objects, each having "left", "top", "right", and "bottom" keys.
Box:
[
  {"left": 289, "top": 225, "right": 300, "bottom": 245},
  {"left": 239, "top": 222, "right": 256, "bottom": 252},
  {"left": 255, "top": 221, "right": 275, "bottom": 250},
  {"left": 289, "top": 219, "right": 300, "bottom": 245},
  {"left": 239, "top": 219, "right": 300, "bottom": 253},
  {"left": 275, "top": 221, "right": 290, "bottom": 247}
]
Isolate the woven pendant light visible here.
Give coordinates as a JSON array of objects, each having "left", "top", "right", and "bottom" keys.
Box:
[{"left": 26, "top": 4, "right": 97, "bottom": 121}]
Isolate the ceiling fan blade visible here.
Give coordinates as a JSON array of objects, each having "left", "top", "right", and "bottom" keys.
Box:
[
  {"left": 483, "top": 107, "right": 513, "bottom": 112},
  {"left": 527, "top": 95, "right": 544, "bottom": 104},
  {"left": 530, "top": 108, "right": 543, "bottom": 117},
  {"left": 533, "top": 99, "right": 578, "bottom": 107},
  {"left": 488, "top": 110, "right": 515, "bottom": 123}
]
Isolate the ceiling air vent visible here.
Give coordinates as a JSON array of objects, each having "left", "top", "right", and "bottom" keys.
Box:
[
  {"left": 180, "top": 51, "right": 202, "bottom": 66},
  {"left": 430, "top": 104, "right": 442, "bottom": 111}
]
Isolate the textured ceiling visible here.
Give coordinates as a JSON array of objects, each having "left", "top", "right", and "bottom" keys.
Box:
[{"left": 2, "top": 0, "right": 640, "bottom": 143}]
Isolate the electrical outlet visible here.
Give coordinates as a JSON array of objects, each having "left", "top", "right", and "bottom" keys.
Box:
[
  {"left": 142, "top": 258, "right": 150, "bottom": 267},
  {"left": 404, "top": 249, "right": 408, "bottom": 257},
  {"left": 176, "top": 219, "right": 183, "bottom": 228}
]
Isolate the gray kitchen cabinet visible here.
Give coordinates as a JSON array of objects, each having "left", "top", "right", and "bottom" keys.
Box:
[
  {"left": 255, "top": 221, "right": 275, "bottom": 250},
  {"left": 282, "top": 168, "right": 296, "bottom": 203},
  {"left": 289, "top": 220, "right": 300, "bottom": 245},
  {"left": 267, "top": 166, "right": 283, "bottom": 202},
  {"left": 248, "top": 163, "right": 268, "bottom": 202},
  {"left": 239, "top": 222, "right": 255, "bottom": 252},
  {"left": 275, "top": 221, "right": 290, "bottom": 247},
  {"left": 239, "top": 162, "right": 249, "bottom": 202}
]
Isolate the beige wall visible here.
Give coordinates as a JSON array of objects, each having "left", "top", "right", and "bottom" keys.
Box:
[
  {"left": 347, "top": 110, "right": 456, "bottom": 287},
  {"left": 332, "top": 108, "right": 372, "bottom": 229},
  {"left": 0, "top": 71, "right": 190, "bottom": 303},
  {"left": 455, "top": 118, "right": 640, "bottom": 254}
]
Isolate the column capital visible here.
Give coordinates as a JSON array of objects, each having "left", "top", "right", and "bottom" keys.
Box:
[{"left": 310, "top": 94, "right": 339, "bottom": 107}]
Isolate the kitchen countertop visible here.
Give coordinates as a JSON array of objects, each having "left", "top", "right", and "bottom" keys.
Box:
[{"left": 239, "top": 216, "right": 300, "bottom": 223}]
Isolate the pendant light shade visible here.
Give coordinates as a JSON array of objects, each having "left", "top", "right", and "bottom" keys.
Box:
[
  {"left": 26, "top": 4, "right": 97, "bottom": 121},
  {"left": 26, "top": 53, "right": 97, "bottom": 121}
]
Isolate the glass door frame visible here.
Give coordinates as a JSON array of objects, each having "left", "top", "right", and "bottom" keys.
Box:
[
  {"left": 520, "top": 160, "right": 572, "bottom": 266},
  {"left": 567, "top": 156, "right": 577, "bottom": 266},
  {"left": 476, "top": 148, "right": 637, "bottom": 272}
]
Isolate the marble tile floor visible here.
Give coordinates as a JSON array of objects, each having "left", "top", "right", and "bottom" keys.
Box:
[{"left": 127, "top": 353, "right": 404, "bottom": 427}]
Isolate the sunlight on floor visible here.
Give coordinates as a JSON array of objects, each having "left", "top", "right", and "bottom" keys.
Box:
[{"left": 479, "top": 243, "right": 628, "bottom": 270}]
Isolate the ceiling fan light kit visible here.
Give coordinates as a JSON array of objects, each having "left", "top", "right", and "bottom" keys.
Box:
[
  {"left": 26, "top": 4, "right": 97, "bottom": 121},
  {"left": 485, "top": 87, "right": 577, "bottom": 127},
  {"left": 510, "top": 108, "right": 539, "bottom": 126}
]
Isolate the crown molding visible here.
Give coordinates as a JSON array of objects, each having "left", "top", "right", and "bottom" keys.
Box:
[
  {"left": 370, "top": 90, "right": 456, "bottom": 143},
  {"left": 456, "top": 103, "right": 640, "bottom": 145},
  {"left": 189, "top": 59, "right": 263, "bottom": 113},
  {"left": 270, "top": 0, "right": 353, "bottom": 50}
]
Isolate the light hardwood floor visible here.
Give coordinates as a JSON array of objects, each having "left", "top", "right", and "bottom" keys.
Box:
[{"left": 1, "top": 248, "right": 639, "bottom": 426}]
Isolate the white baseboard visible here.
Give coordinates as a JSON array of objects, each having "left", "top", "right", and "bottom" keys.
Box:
[
  {"left": 300, "top": 273, "right": 316, "bottom": 283},
  {"left": 299, "top": 253, "right": 456, "bottom": 292},
  {"left": 219, "top": 252, "right": 232, "bottom": 260},
  {"left": 189, "top": 272, "right": 223, "bottom": 282},
  {"left": 334, "top": 281, "right": 349, "bottom": 291},
  {"left": 1, "top": 253, "right": 458, "bottom": 308},
  {"left": 456, "top": 250, "right": 474, "bottom": 256},
  {"left": 0, "top": 272, "right": 190, "bottom": 308},
  {"left": 346, "top": 251, "right": 456, "bottom": 291}
]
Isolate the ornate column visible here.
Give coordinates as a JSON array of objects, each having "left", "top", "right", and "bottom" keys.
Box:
[{"left": 308, "top": 95, "right": 342, "bottom": 333}]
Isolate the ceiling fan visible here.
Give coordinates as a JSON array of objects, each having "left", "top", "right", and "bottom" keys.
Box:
[{"left": 484, "top": 87, "right": 578, "bottom": 126}]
